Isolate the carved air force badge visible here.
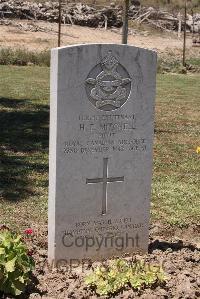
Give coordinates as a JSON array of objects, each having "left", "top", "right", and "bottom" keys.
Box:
[{"left": 85, "top": 51, "right": 131, "bottom": 111}]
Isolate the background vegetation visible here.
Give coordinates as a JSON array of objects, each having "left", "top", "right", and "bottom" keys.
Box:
[
  {"left": 0, "top": 48, "right": 50, "bottom": 67},
  {"left": 0, "top": 47, "right": 199, "bottom": 73}
]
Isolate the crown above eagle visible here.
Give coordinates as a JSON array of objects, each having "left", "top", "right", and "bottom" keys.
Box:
[{"left": 101, "top": 51, "right": 119, "bottom": 70}]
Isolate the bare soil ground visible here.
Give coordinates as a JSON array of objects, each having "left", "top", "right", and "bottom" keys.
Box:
[
  {"left": 0, "top": 19, "right": 199, "bottom": 59},
  {"left": 2, "top": 225, "right": 200, "bottom": 299}
]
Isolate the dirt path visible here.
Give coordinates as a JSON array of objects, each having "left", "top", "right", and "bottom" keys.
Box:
[{"left": 0, "top": 19, "right": 196, "bottom": 57}]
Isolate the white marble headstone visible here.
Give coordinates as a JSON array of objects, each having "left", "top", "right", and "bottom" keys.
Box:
[{"left": 48, "top": 44, "right": 157, "bottom": 264}]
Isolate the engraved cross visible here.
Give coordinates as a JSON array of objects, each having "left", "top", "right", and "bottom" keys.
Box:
[{"left": 86, "top": 158, "right": 124, "bottom": 215}]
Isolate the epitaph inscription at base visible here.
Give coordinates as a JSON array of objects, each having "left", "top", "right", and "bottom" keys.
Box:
[{"left": 48, "top": 44, "right": 157, "bottom": 263}]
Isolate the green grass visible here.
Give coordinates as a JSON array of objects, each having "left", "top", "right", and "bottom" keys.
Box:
[
  {"left": 153, "top": 74, "right": 200, "bottom": 227},
  {"left": 0, "top": 66, "right": 49, "bottom": 232},
  {"left": 0, "top": 66, "right": 199, "bottom": 233}
]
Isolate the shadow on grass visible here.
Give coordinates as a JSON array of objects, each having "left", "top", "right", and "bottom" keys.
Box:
[
  {"left": 0, "top": 97, "right": 49, "bottom": 201},
  {"left": 0, "top": 98, "right": 31, "bottom": 109}
]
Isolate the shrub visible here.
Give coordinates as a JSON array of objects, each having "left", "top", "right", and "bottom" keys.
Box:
[
  {"left": 85, "top": 258, "right": 167, "bottom": 296},
  {"left": 0, "top": 227, "right": 35, "bottom": 296},
  {"left": 0, "top": 47, "right": 50, "bottom": 66},
  {"left": 157, "top": 56, "right": 200, "bottom": 74}
]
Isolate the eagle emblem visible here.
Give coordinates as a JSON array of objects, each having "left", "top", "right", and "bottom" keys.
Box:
[{"left": 85, "top": 51, "right": 131, "bottom": 111}]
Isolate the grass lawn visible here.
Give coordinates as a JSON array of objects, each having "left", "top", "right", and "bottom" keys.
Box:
[{"left": 0, "top": 65, "right": 199, "bottom": 235}]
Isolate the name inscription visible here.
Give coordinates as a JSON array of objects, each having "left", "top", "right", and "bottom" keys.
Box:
[
  {"left": 79, "top": 113, "right": 135, "bottom": 138},
  {"left": 63, "top": 113, "right": 148, "bottom": 155}
]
